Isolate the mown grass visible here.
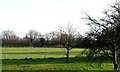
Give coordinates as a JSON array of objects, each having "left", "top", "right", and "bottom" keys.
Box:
[
  {"left": 1, "top": 47, "right": 120, "bottom": 71},
  {"left": 2, "top": 47, "right": 84, "bottom": 53},
  {"left": 2, "top": 57, "right": 114, "bottom": 70},
  {"left": 2, "top": 47, "right": 84, "bottom": 59}
]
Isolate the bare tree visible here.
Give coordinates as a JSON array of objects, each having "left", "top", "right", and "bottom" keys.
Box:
[
  {"left": 58, "top": 24, "right": 76, "bottom": 62},
  {"left": 1, "top": 30, "right": 20, "bottom": 47},
  {"left": 1, "top": 30, "right": 18, "bottom": 40},
  {"left": 25, "top": 29, "right": 41, "bottom": 47},
  {"left": 43, "top": 31, "right": 60, "bottom": 46},
  {"left": 84, "top": 1, "right": 120, "bottom": 70}
]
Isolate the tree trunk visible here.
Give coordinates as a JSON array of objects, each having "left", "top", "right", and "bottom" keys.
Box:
[
  {"left": 113, "top": 47, "right": 118, "bottom": 71},
  {"left": 66, "top": 49, "right": 69, "bottom": 63}
]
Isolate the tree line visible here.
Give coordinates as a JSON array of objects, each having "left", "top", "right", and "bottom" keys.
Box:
[{"left": 0, "top": 27, "right": 89, "bottom": 48}]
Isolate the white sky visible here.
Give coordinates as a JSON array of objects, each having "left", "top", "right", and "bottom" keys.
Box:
[{"left": 0, "top": 0, "right": 114, "bottom": 37}]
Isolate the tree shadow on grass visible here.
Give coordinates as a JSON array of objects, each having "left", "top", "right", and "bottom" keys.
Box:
[
  {"left": 2, "top": 57, "right": 118, "bottom": 72},
  {"left": 2, "top": 56, "right": 112, "bottom": 65}
]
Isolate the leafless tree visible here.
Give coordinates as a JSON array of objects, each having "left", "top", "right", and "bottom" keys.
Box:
[
  {"left": 84, "top": 1, "right": 120, "bottom": 70},
  {"left": 58, "top": 24, "right": 76, "bottom": 62},
  {"left": 1, "top": 30, "right": 18, "bottom": 40},
  {"left": 25, "top": 29, "right": 41, "bottom": 47}
]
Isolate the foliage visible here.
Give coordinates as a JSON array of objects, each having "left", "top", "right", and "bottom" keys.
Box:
[{"left": 84, "top": 1, "right": 120, "bottom": 70}]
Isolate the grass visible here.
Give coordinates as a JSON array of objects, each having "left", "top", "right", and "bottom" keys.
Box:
[
  {"left": 2, "top": 57, "right": 114, "bottom": 70},
  {"left": 1, "top": 47, "right": 119, "bottom": 71},
  {"left": 2, "top": 47, "right": 84, "bottom": 53},
  {"left": 2, "top": 47, "right": 84, "bottom": 59}
]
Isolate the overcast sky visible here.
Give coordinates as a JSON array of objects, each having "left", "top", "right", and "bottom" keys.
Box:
[{"left": 0, "top": 0, "right": 114, "bottom": 37}]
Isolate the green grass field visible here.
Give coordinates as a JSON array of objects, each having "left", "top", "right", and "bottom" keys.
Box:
[
  {"left": 2, "top": 47, "right": 84, "bottom": 59},
  {"left": 1, "top": 47, "right": 118, "bottom": 71}
]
